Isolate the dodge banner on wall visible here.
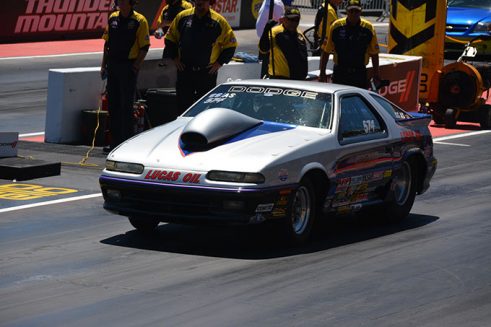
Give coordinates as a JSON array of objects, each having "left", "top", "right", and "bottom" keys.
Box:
[{"left": 388, "top": 0, "right": 447, "bottom": 103}]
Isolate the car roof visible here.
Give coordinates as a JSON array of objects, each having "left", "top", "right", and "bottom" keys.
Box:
[{"left": 221, "top": 79, "right": 363, "bottom": 94}]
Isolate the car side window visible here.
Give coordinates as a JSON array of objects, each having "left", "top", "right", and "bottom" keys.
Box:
[
  {"left": 338, "top": 95, "right": 386, "bottom": 143},
  {"left": 371, "top": 94, "right": 413, "bottom": 120}
]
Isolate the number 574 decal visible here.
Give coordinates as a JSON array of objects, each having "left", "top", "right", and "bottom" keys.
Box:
[{"left": 363, "top": 120, "right": 376, "bottom": 133}]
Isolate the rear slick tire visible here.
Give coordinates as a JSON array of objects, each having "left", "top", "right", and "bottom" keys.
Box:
[{"left": 382, "top": 159, "right": 418, "bottom": 222}]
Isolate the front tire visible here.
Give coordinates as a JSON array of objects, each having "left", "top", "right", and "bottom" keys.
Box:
[
  {"left": 128, "top": 216, "right": 159, "bottom": 233},
  {"left": 282, "top": 178, "right": 317, "bottom": 244}
]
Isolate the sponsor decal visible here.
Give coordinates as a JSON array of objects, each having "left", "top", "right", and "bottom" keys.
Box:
[
  {"left": 228, "top": 86, "right": 319, "bottom": 100},
  {"left": 144, "top": 170, "right": 201, "bottom": 184},
  {"left": 255, "top": 203, "right": 274, "bottom": 213},
  {"left": 212, "top": 0, "right": 240, "bottom": 27},
  {"left": 0, "top": 141, "right": 17, "bottom": 149},
  {"left": 0, "top": 184, "right": 77, "bottom": 201},
  {"left": 377, "top": 70, "right": 417, "bottom": 104},
  {"left": 336, "top": 205, "right": 351, "bottom": 214},
  {"left": 275, "top": 195, "right": 288, "bottom": 206},
  {"left": 278, "top": 168, "right": 288, "bottom": 182},
  {"left": 15, "top": 0, "right": 111, "bottom": 34},
  {"left": 400, "top": 130, "right": 423, "bottom": 143},
  {"left": 271, "top": 208, "right": 287, "bottom": 217},
  {"left": 203, "top": 92, "right": 236, "bottom": 104}
]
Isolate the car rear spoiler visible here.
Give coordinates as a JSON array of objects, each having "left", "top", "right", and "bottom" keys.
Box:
[{"left": 396, "top": 112, "right": 432, "bottom": 127}]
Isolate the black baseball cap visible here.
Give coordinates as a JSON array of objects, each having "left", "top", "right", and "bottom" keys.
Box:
[
  {"left": 284, "top": 7, "right": 301, "bottom": 19},
  {"left": 346, "top": 0, "right": 362, "bottom": 11}
]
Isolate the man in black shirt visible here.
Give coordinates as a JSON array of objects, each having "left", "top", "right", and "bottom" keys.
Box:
[
  {"left": 318, "top": 0, "right": 381, "bottom": 88},
  {"left": 100, "top": 0, "right": 150, "bottom": 151},
  {"left": 163, "top": 0, "right": 237, "bottom": 113}
]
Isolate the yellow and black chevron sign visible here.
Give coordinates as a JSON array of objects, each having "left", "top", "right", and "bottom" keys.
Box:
[{"left": 388, "top": 0, "right": 447, "bottom": 101}]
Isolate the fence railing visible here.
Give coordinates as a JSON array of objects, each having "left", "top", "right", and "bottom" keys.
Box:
[{"left": 294, "top": 0, "right": 389, "bottom": 18}]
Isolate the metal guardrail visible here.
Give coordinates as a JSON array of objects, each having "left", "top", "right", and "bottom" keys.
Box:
[{"left": 294, "top": 0, "right": 389, "bottom": 20}]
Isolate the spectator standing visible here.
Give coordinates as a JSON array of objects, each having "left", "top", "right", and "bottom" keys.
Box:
[
  {"left": 256, "top": 0, "right": 285, "bottom": 38},
  {"left": 258, "top": 7, "right": 308, "bottom": 80},
  {"left": 313, "top": 0, "right": 342, "bottom": 55},
  {"left": 100, "top": 0, "right": 150, "bottom": 152},
  {"left": 154, "top": 0, "right": 193, "bottom": 39},
  {"left": 318, "top": 0, "right": 381, "bottom": 88},
  {"left": 163, "top": 0, "right": 237, "bottom": 113},
  {"left": 256, "top": 0, "right": 285, "bottom": 78}
]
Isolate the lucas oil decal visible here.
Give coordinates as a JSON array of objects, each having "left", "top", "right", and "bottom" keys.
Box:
[{"left": 144, "top": 170, "right": 201, "bottom": 184}]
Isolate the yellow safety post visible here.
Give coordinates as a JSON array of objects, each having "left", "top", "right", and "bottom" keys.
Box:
[{"left": 388, "top": 0, "right": 447, "bottom": 103}]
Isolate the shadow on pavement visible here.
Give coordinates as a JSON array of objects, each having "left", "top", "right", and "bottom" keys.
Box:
[{"left": 100, "top": 213, "right": 439, "bottom": 260}]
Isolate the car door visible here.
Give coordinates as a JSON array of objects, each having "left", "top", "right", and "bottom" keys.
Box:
[{"left": 329, "top": 93, "right": 395, "bottom": 212}]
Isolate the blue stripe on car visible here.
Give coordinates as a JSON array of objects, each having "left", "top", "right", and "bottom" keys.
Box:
[{"left": 179, "top": 121, "right": 296, "bottom": 156}]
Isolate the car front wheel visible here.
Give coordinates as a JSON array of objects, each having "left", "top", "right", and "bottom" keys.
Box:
[
  {"left": 128, "top": 216, "right": 159, "bottom": 233},
  {"left": 283, "top": 178, "right": 317, "bottom": 244}
]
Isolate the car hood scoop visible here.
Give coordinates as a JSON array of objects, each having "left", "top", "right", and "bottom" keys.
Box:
[{"left": 180, "top": 108, "right": 262, "bottom": 151}]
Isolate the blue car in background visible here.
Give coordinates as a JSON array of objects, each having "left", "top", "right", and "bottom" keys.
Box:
[{"left": 445, "top": 0, "right": 491, "bottom": 58}]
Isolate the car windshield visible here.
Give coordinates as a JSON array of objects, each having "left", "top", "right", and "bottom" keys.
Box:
[
  {"left": 184, "top": 84, "right": 333, "bottom": 129},
  {"left": 448, "top": 0, "right": 490, "bottom": 8}
]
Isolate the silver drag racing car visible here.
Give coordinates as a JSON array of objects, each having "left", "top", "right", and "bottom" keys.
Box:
[{"left": 100, "top": 79, "right": 437, "bottom": 243}]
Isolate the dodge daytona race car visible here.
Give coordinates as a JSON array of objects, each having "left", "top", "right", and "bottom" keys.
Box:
[{"left": 100, "top": 79, "right": 437, "bottom": 243}]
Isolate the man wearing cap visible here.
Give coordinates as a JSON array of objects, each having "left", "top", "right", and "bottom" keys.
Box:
[
  {"left": 259, "top": 7, "right": 308, "bottom": 80},
  {"left": 100, "top": 0, "right": 150, "bottom": 152},
  {"left": 163, "top": 0, "right": 238, "bottom": 113},
  {"left": 318, "top": 0, "right": 381, "bottom": 88}
]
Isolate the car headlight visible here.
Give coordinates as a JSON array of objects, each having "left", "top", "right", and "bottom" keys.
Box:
[
  {"left": 474, "top": 22, "right": 491, "bottom": 34},
  {"left": 207, "top": 170, "right": 265, "bottom": 183},
  {"left": 105, "top": 160, "right": 144, "bottom": 174}
]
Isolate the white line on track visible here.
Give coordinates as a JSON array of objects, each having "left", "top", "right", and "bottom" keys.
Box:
[
  {"left": 434, "top": 141, "right": 470, "bottom": 147},
  {"left": 0, "top": 193, "right": 102, "bottom": 214},
  {"left": 19, "top": 132, "right": 45, "bottom": 137},
  {"left": 433, "top": 130, "right": 491, "bottom": 142}
]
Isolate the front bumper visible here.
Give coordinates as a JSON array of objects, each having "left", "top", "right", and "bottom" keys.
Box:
[{"left": 100, "top": 175, "right": 296, "bottom": 225}]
